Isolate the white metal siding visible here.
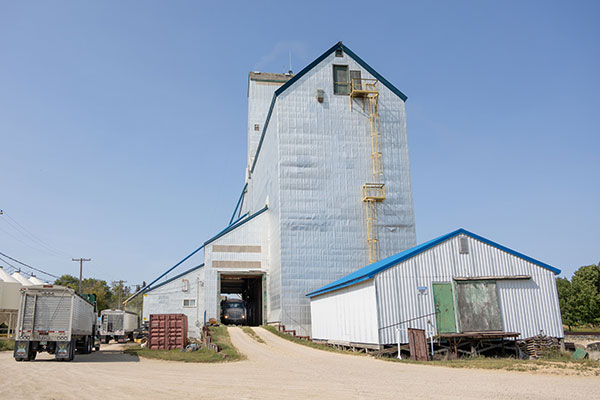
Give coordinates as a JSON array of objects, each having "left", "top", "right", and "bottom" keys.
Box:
[
  {"left": 246, "top": 50, "right": 415, "bottom": 336},
  {"left": 143, "top": 267, "right": 205, "bottom": 338},
  {"left": 375, "top": 235, "right": 564, "bottom": 344},
  {"left": 0, "top": 281, "right": 21, "bottom": 310},
  {"left": 203, "top": 210, "right": 270, "bottom": 323},
  {"left": 310, "top": 279, "right": 379, "bottom": 345}
]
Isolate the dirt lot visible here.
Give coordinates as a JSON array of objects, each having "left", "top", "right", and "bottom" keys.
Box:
[{"left": 1, "top": 327, "right": 598, "bottom": 399}]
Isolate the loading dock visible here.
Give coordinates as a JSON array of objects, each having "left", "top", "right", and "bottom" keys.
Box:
[{"left": 219, "top": 273, "right": 264, "bottom": 326}]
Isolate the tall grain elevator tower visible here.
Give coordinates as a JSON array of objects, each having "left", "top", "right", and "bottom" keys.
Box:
[{"left": 141, "top": 42, "right": 416, "bottom": 337}]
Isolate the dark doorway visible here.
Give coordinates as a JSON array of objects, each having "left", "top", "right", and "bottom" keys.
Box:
[{"left": 219, "top": 274, "right": 263, "bottom": 326}]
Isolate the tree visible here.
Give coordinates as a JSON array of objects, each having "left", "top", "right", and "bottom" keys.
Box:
[
  {"left": 557, "top": 262, "right": 600, "bottom": 329},
  {"left": 110, "top": 281, "right": 132, "bottom": 309},
  {"left": 556, "top": 277, "right": 576, "bottom": 330},
  {"left": 570, "top": 264, "right": 600, "bottom": 326},
  {"left": 53, "top": 274, "right": 112, "bottom": 311}
]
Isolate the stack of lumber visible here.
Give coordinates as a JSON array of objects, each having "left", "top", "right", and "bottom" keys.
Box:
[{"left": 517, "top": 334, "right": 560, "bottom": 359}]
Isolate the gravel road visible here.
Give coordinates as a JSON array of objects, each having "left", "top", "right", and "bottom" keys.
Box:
[{"left": 0, "top": 327, "right": 597, "bottom": 399}]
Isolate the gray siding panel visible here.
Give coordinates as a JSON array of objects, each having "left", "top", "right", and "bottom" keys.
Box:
[{"left": 376, "top": 235, "right": 563, "bottom": 344}]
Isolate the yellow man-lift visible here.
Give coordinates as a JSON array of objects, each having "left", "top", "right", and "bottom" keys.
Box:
[{"left": 350, "top": 77, "right": 385, "bottom": 263}]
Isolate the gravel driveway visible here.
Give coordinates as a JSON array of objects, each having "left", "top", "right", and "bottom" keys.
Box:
[{"left": 0, "top": 327, "right": 597, "bottom": 399}]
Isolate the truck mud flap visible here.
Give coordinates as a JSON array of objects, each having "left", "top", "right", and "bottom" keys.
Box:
[
  {"left": 14, "top": 341, "right": 30, "bottom": 361},
  {"left": 55, "top": 341, "right": 73, "bottom": 361}
]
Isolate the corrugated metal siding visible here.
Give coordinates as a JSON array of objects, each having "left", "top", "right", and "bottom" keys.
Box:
[
  {"left": 244, "top": 50, "right": 416, "bottom": 336},
  {"left": 143, "top": 266, "right": 205, "bottom": 338},
  {"left": 203, "top": 210, "right": 271, "bottom": 323},
  {"left": 247, "top": 79, "right": 285, "bottom": 168},
  {"left": 376, "top": 235, "right": 563, "bottom": 344},
  {"left": 310, "top": 279, "right": 379, "bottom": 344}
]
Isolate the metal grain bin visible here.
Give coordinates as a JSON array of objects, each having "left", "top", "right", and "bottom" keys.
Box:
[{"left": 148, "top": 314, "right": 188, "bottom": 350}]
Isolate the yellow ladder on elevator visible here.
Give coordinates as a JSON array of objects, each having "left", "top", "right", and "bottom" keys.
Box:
[{"left": 350, "top": 78, "right": 385, "bottom": 263}]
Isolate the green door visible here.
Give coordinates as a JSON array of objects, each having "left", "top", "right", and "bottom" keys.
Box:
[{"left": 432, "top": 283, "right": 457, "bottom": 333}]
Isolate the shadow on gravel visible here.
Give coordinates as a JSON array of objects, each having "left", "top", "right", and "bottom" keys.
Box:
[
  {"left": 28, "top": 350, "right": 140, "bottom": 363},
  {"left": 73, "top": 350, "right": 140, "bottom": 363}
]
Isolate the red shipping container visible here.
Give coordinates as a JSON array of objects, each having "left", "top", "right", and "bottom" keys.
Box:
[{"left": 148, "top": 314, "right": 188, "bottom": 350}]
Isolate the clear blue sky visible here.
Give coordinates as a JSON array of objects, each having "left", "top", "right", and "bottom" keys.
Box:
[{"left": 0, "top": 1, "right": 598, "bottom": 287}]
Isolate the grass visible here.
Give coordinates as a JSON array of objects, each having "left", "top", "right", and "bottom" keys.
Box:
[
  {"left": 261, "top": 326, "right": 599, "bottom": 375},
  {"left": 124, "top": 325, "right": 245, "bottom": 363},
  {"left": 0, "top": 339, "right": 14, "bottom": 352},
  {"left": 261, "top": 325, "right": 360, "bottom": 355},
  {"left": 242, "top": 326, "right": 265, "bottom": 343},
  {"left": 386, "top": 351, "right": 600, "bottom": 375},
  {"left": 564, "top": 325, "right": 600, "bottom": 333}
]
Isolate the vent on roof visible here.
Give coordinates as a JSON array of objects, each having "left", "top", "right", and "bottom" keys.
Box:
[
  {"left": 335, "top": 48, "right": 343, "bottom": 57},
  {"left": 459, "top": 236, "right": 469, "bottom": 254}
]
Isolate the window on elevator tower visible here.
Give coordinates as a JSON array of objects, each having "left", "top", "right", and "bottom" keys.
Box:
[{"left": 333, "top": 65, "right": 349, "bottom": 95}]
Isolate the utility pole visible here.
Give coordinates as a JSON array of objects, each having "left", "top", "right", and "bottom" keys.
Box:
[{"left": 72, "top": 258, "right": 91, "bottom": 294}]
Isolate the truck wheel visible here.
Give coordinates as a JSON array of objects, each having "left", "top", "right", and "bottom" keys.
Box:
[
  {"left": 67, "top": 339, "right": 76, "bottom": 361},
  {"left": 87, "top": 337, "right": 93, "bottom": 354}
]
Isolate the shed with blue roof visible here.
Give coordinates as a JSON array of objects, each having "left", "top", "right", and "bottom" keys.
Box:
[{"left": 307, "top": 229, "right": 564, "bottom": 348}]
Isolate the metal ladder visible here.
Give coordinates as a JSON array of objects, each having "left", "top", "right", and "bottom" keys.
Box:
[{"left": 351, "top": 78, "right": 386, "bottom": 263}]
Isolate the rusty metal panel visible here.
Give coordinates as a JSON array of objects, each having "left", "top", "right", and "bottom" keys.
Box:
[
  {"left": 455, "top": 281, "right": 502, "bottom": 332},
  {"left": 149, "top": 314, "right": 188, "bottom": 350},
  {"left": 408, "top": 328, "right": 429, "bottom": 361}
]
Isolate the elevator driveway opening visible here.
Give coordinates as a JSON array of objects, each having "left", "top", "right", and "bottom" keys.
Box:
[{"left": 219, "top": 273, "right": 264, "bottom": 326}]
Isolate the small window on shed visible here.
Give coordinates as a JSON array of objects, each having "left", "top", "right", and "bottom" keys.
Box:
[
  {"left": 335, "top": 48, "right": 343, "bottom": 57},
  {"left": 459, "top": 236, "right": 469, "bottom": 254},
  {"left": 254, "top": 124, "right": 260, "bottom": 131},
  {"left": 182, "top": 279, "right": 189, "bottom": 292},
  {"left": 183, "top": 299, "right": 196, "bottom": 307},
  {"left": 333, "top": 65, "right": 349, "bottom": 95}
]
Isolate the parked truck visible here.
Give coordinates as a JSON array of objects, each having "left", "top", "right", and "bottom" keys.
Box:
[
  {"left": 222, "top": 299, "right": 247, "bottom": 325},
  {"left": 99, "top": 309, "right": 139, "bottom": 343},
  {"left": 13, "top": 285, "right": 98, "bottom": 362}
]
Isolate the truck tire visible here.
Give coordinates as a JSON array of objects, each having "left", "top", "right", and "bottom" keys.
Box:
[{"left": 79, "top": 336, "right": 92, "bottom": 354}]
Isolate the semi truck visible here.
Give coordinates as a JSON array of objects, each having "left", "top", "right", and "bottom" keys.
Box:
[
  {"left": 222, "top": 299, "right": 247, "bottom": 325},
  {"left": 13, "top": 285, "right": 98, "bottom": 362},
  {"left": 99, "top": 309, "right": 139, "bottom": 343}
]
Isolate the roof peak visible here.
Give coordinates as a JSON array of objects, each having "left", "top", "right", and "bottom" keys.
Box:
[{"left": 306, "top": 228, "right": 560, "bottom": 298}]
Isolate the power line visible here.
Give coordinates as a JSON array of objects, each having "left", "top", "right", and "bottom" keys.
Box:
[
  {"left": 0, "top": 212, "right": 68, "bottom": 257},
  {"left": 0, "top": 254, "right": 20, "bottom": 272},
  {"left": 0, "top": 250, "right": 59, "bottom": 279},
  {"left": 0, "top": 223, "right": 62, "bottom": 257}
]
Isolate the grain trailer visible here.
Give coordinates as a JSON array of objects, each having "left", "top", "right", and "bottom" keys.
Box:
[
  {"left": 100, "top": 309, "right": 139, "bottom": 343},
  {"left": 13, "top": 285, "right": 97, "bottom": 361}
]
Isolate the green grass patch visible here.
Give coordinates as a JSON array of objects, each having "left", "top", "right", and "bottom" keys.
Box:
[
  {"left": 564, "top": 325, "right": 600, "bottom": 333},
  {"left": 386, "top": 352, "right": 600, "bottom": 374},
  {"left": 242, "top": 326, "right": 265, "bottom": 343},
  {"left": 0, "top": 339, "right": 14, "bottom": 352},
  {"left": 125, "top": 326, "right": 245, "bottom": 363},
  {"left": 262, "top": 326, "right": 599, "bottom": 374},
  {"left": 261, "top": 325, "right": 360, "bottom": 355}
]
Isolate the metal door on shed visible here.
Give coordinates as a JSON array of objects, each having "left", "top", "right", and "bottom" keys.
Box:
[
  {"left": 432, "top": 283, "right": 457, "bottom": 333},
  {"left": 455, "top": 281, "right": 502, "bottom": 332}
]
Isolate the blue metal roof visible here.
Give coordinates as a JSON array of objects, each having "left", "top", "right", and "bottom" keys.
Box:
[
  {"left": 128, "top": 206, "right": 269, "bottom": 302},
  {"left": 250, "top": 41, "right": 408, "bottom": 174},
  {"left": 306, "top": 228, "right": 561, "bottom": 298},
  {"left": 145, "top": 264, "right": 204, "bottom": 293}
]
